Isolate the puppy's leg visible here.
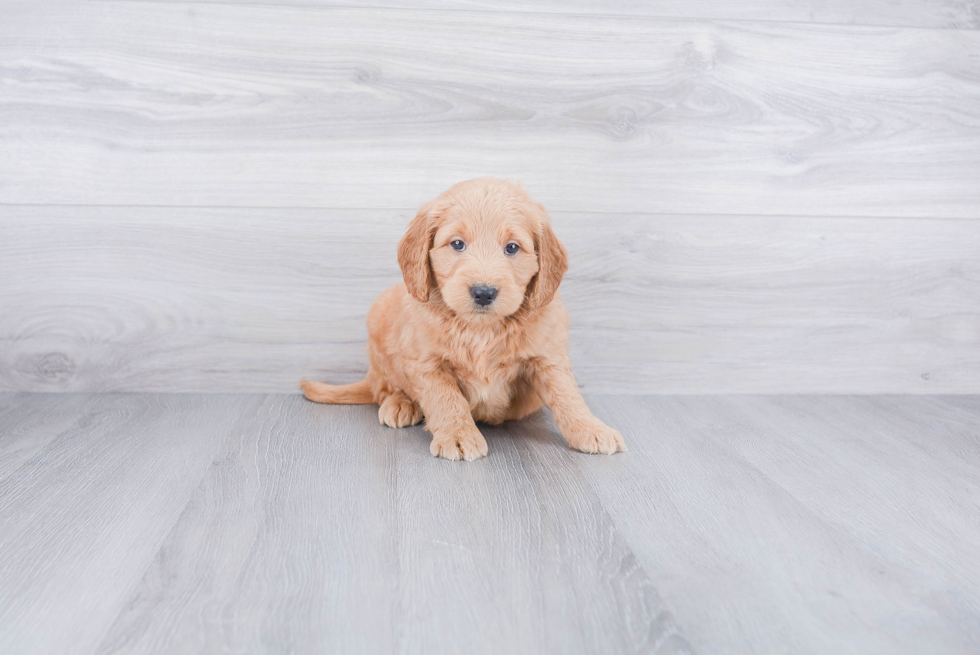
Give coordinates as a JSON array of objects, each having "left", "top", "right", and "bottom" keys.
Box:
[
  {"left": 531, "top": 359, "right": 626, "bottom": 455},
  {"left": 415, "top": 371, "right": 488, "bottom": 461},
  {"left": 378, "top": 390, "right": 423, "bottom": 428}
]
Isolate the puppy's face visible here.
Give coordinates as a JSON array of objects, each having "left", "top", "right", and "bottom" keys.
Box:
[
  {"left": 398, "top": 178, "right": 568, "bottom": 321},
  {"left": 428, "top": 208, "right": 538, "bottom": 319}
]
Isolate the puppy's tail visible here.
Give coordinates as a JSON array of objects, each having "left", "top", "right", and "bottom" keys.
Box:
[{"left": 300, "top": 378, "right": 374, "bottom": 404}]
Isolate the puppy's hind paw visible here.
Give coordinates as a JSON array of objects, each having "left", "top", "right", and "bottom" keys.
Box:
[{"left": 378, "top": 393, "right": 423, "bottom": 428}]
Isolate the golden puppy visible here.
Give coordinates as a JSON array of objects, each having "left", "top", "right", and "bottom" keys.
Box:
[{"left": 302, "top": 177, "right": 626, "bottom": 461}]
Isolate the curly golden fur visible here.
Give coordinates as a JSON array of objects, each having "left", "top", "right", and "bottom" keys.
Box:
[{"left": 301, "top": 177, "right": 626, "bottom": 461}]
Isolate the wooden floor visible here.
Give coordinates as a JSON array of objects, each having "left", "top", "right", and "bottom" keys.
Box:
[{"left": 1, "top": 393, "right": 978, "bottom": 654}]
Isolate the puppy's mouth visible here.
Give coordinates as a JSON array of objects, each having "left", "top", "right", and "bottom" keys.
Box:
[{"left": 465, "top": 300, "right": 508, "bottom": 321}]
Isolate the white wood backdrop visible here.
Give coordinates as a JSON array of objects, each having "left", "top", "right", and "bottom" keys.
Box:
[{"left": 1, "top": 1, "right": 978, "bottom": 393}]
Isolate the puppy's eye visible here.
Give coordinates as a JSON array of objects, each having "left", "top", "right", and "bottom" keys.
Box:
[
  {"left": 504, "top": 242, "right": 520, "bottom": 256},
  {"left": 450, "top": 240, "right": 466, "bottom": 252}
]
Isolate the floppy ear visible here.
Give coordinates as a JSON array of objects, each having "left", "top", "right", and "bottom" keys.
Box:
[
  {"left": 526, "top": 213, "right": 569, "bottom": 311},
  {"left": 397, "top": 201, "right": 438, "bottom": 303}
]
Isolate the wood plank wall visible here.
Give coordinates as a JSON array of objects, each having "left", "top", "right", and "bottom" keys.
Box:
[{"left": 1, "top": 2, "right": 978, "bottom": 393}]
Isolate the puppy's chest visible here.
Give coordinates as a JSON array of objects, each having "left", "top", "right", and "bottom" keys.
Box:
[
  {"left": 458, "top": 356, "right": 520, "bottom": 393},
  {"left": 448, "top": 348, "right": 525, "bottom": 420}
]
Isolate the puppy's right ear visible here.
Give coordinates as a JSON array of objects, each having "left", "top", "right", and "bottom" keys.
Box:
[{"left": 397, "top": 201, "right": 438, "bottom": 303}]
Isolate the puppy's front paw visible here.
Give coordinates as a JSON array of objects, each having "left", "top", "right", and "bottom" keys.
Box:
[
  {"left": 564, "top": 420, "right": 627, "bottom": 455},
  {"left": 429, "top": 427, "right": 489, "bottom": 461},
  {"left": 379, "top": 393, "right": 423, "bottom": 428}
]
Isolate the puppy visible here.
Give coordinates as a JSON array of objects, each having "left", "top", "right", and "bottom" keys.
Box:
[{"left": 302, "top": 177, "right": 626, "bottom": 461}]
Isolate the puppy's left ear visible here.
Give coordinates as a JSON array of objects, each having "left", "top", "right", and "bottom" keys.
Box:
[
  {"left": 398, "top": 201, "right": 439, "bottom": 303},
  {"left": 526, "top": 204, "right": 569, "bottom": 310}
]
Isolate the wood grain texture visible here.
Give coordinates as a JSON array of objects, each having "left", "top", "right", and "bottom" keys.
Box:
[
  {"left": 939, "top": 394, "right": 980, "bottom": 415},
  {"left": 88, "top": 0, "right": 980, "bottom": 29},
  {"left": 91, "top": 0, "right": 980, "bottom": 29},
  {"left": 96, "top": 395, "right": 690, "bottom": 655},
  {"left": 578, "top": 394, "right": 980, "bottom": 654},
  {"left": 0, "top": 393, "right": 254, "bottom": 655},
  {"left": 392, "top": 410, "right": 688, "bottom": 654},
  {"left": 0, "top": 394, "right": 25, "bottom": 419},
  {"left": 0, "top": 393, "right": 95, "bottom": 483},
  {"left": 719, "top": 394, "right": 980, "bottom": 630},
  {"left": 95, "top": 397, "right": 402, "bottom": 654},
  {"left": 2, "top": 393, "right": 978, "bottom": 653},
  {"left": 2, "top": 206, "right": 978, "bottom": 394},
  {"left": 2, "top": 4, "right": 979, "bottom": 216}
]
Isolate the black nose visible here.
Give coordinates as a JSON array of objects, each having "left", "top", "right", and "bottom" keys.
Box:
[{"left": 470, "top": 284, "right": 498, "bottom": 307}]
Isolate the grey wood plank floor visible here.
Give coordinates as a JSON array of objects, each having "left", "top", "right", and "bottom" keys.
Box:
[
  {"left": 0, "top": 394, "right": 257, "bottom": 655},
  {"left": 1, "top": 394, "right": 978, "bottom": 654}
]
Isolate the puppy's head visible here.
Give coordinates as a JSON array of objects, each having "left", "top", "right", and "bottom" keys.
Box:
[{"left": 398, "top": 178, "right": 568, "bottom": 321}]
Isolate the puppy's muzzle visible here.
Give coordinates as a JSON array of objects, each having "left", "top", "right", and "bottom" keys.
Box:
[{"left": 470, "top": 284, "right": 498, "bottom": 307}]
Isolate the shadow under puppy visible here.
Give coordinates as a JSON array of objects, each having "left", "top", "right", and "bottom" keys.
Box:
[{"left": 302, "top": 177, "right": 626, "bottom": 461}]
